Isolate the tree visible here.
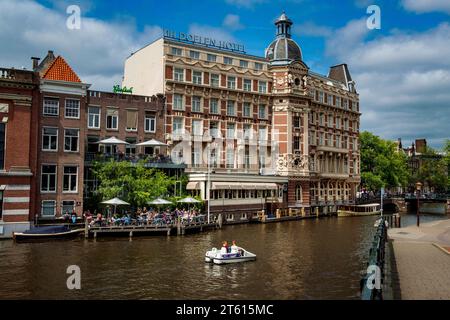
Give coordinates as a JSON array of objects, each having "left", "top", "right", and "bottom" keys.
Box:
[
  {"left": 410, "top": 146, "right": 448, "bottom": 193},
  {"left": 92, "top": 160, "right": 175, "bottom": 208},
  {"left": 360, "top": 131, "right": 410, "bottom": 191},
  {"left": 444, "top": 139, "right": 450, "bottom": 192}
]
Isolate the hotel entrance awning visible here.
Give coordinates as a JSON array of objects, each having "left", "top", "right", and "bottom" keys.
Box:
[{"left": 211, "top": 182, "right": 278, "bottom": 190}]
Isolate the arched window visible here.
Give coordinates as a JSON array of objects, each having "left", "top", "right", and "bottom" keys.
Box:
[{"left": 295, "top": 184, "right": 302, "bottom": 202}]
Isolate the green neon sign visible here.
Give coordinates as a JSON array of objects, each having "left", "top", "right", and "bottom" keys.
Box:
[{"left": 113, "top": 85, "right": 133, "bottom": 94}]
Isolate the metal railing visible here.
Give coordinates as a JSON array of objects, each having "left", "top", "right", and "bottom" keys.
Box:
[{"left": 361, "top": 216, "right": 388, "bottom": 300}]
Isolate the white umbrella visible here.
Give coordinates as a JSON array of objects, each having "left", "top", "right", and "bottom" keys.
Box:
[
  {"left": 96, "top": 136, "right": 129, "bottom": 145},
  {"left": 136, "top": 139, "right": 167, "bottom": 147},
  {"left": 148, "top": 198, "right": 172, "bottom": 205},
  {"left": 101, "top": 197, "right": 130, "bottom": 217},
  {"left": 177, "top": 197, "right": 201, "bottom": 203}
]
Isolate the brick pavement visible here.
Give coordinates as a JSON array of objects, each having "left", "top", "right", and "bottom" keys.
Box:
[{"left": 388, "top": 219, "right": 450, "bottom": 299}]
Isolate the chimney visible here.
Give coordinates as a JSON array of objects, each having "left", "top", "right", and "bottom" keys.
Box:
[{"left": 31, "top": 57, "right": 40, "bottom": 70}]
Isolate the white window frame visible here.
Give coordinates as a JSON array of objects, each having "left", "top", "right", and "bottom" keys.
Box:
[
  {"left": 192, "top": 96, "right": 202, "bottom": 113},
  {"left": 226, "top": 123, "right": 235, "bottom": 139},
  {"left": 125, "top": 110, "right": 138, "bottom": 132},
  {"left": 189, "top": 50, "right": 200, "bottom": 59},
  {"left": 223, "top": 56, "right": 233, "bottom": 65},
  {"left": 43, "top": 97, "right": 59, "bottom": 116},
  {"left": 239, "top": 60, "right": 248, "bottom": 68},
  {"left": 209, "top": 98, "right": 219, "bottom": 114},
  {"left": 171, "top": 47, "right": 182, "bottom": 56},
  {"left": 64, "top": 99, "right": 80, "bottom": 119},
  {"left": 42, "top": 127, "right": 58, "bottom": 152},
  {"left": 144, "top": 115, "right": 156, "bottom": 133},
  {"left": 258, "top": 126, "right": 267, "bottom": 142},
  {"left": 173, "top": 94, "right": 184, "bottom": 111},
  {"left": 191, "top": 119, "right": 203, "bottom": 136},
  {"left": 41, "top": 164, "right": 57, "bottom": 193},
  {"left": 172, "top": 117, "right": 184, "bottom": 134},
  {"left": 254, "top": 62, "right": 263, "bottom": 71},
  {"left": 41, "top": 200, "right": 56, "bottom": 217},
  {"left": 227, "top": 76, "right": 236, "bottom": 89},
  {"left": 243, "top": 102, "right": 252, "bottom": 118},
  {"left": 210, "top": 74, "right": 220, "bottom": 87},
  {"left": 63, "top": 166, "right": 78, "bottom": 193},
  {"left": 207, "top": 54, "right": 217, "bottom": 62},
  {"left": 243, "top": 79, "right": 252, "bottom": 92},
  {"left": 192, "top": 71, "right": 202, "bottom": 85},
  {"left": 88, "top": 106, "right": 101, "bottom": 129},
  {"left": 64, "top": 128, "right": 79, "bottom": 152},
  {"left": 226, "top": 100, "right": 235, "bottom": 116},
  {"left": 258, "top": 81, "right": 267, "bottom": 93},
  {"left": 258, "top": 104, "right": 267, "bottom": 119},
  {"left": 106, "top": 109, "right": 119, "bottom": 130},
  {"left": 174, "top": 68, "right": 184, "bottom": 82}
]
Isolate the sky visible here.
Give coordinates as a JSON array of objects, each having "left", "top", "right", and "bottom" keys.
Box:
[{"left": 0, "top": 0, "right": 449, "bottom": 149}]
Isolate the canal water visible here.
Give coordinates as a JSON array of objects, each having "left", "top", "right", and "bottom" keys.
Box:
[{"left": 0, "top": 214, "right": 447, "bottom": 300}]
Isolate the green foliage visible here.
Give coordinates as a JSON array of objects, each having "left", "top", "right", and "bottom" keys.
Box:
[
  {"left": 360, "top": 131, "right": 410, "bottom": 191},
  {"left": 92, "top": 160, "right": 175, "bottom": 208},
  {"left": 410, "top": 146, "right": 448, "bottom": 193}
]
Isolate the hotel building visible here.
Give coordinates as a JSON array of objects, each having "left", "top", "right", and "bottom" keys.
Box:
[{"left": 122, "top": 13, "right": 361, "bottom": 219}]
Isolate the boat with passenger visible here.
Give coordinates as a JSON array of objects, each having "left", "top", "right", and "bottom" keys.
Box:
[
  {"left": 205, "top": 241, "right": 256, "bottom": 264},
  {"left": 13, "top": 225, "right": 84, "bottom": 242},
  {"left": 337, "top": 204, "right": 381, "bottom": 217}
]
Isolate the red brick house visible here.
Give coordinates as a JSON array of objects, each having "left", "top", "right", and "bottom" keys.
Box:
[
  {"left": 0, "top": 67, "right": 40, "bottom": 238},
  {"left": 34, "top": 51, "right": 90, "bottom": 218}
]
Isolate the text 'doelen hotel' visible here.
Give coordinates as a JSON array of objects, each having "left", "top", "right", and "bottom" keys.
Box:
[{"left": 122, "top": 13, "right": 361, "bottom": 221}]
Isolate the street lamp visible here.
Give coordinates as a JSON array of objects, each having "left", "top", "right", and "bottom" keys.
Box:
[{"left": 415, "top": 181, "right": 422, "bottom": 227}]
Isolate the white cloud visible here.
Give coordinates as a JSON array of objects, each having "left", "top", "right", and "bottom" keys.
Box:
[
  {"left": 402, "top": 0, "right": 450, "bottom": 15},
  {"left": 223, "top": 14, "right": 244, "bottom": 31},
  {"left": 293, "top": 21, "right": 332, "bottom": 37},
  {"left": 324, "top": 20, "right": 450, "bottom": 148},
  {"left": 0, "top": 0, "right": 162, "bottom": 91}
]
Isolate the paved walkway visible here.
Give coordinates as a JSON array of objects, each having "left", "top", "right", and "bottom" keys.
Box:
[{"left": 388, "top": 219, "right": 450, "bottom": 299}]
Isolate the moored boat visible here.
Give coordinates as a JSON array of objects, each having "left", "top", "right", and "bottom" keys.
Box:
[
  {"left": 205, "top": 246, "right": 256, "bottom": 264},
  {"left": 13, "top": 225, "right": 84, "bottom": 242},
  {"left": 337, "top": 204, "right": 381, "bottom": 217}
]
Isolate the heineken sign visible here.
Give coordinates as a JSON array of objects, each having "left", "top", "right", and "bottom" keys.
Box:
[
  {"left": 113, "top": 85, "right": 133, "bottom": 94},
  {"left": 163, "top": 29, "right": 245, "bottom": 53}
]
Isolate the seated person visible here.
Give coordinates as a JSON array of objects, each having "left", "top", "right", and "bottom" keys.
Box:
[
  {"left": 221, "top": 241, "right": 228, "bottom": 255},
  {"left": 230, "top": 240, "right": 239, "bottom": 254}
]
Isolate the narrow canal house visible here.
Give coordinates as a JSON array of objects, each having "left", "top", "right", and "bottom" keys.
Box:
[
  {"left": 122, "top": 12, "right": 361, "bottom": 219},
  {"left": 33, "top": 51, "right": 90, "bottom": 218},
  {"left": 0, "top": 67, "right": 40, "bottom": 238}
]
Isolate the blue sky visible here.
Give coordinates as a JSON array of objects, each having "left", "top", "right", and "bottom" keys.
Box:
[{"left": 1, "top": 0, "right": 449, "bottom": 148}]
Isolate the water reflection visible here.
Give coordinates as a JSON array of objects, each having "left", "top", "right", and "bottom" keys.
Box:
[{"left": 0, "top": 213, "right": 447, "bottom": 299}]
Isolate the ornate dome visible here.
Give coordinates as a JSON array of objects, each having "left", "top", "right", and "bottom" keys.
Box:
[{"left": 265, "top": 12, "right": 303, "bottom": 64}]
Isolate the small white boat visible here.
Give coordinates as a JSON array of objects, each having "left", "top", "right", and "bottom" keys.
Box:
[{"left": 205, "top": 247, "right": 256, "bottom": 265}]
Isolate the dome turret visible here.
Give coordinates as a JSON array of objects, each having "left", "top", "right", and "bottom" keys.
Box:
[{"left": 265, "top": 12, "right": 303, "bottom": 65}]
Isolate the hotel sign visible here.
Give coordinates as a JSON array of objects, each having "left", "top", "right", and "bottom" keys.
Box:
[{"left": 163, "top": 29, "right": 245, "bottom": 54}]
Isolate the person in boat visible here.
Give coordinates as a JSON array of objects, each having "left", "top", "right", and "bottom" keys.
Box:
[
  {"left": 230, "top": 240, "right": 238, "bottom": 254},
  {"left": 221, "top": 241, "right": 228, "bottom": 254}
]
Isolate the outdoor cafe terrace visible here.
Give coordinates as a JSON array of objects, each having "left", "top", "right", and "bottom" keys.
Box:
[{"left": 84, "top": 152, "right": 186, "bottom": 169}]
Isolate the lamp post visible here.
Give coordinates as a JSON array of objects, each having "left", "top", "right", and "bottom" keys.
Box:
[{"left": 415, "top": 182, "right": 422, "bottom": 227}]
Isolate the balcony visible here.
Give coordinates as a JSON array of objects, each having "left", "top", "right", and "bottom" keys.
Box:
[
  {"left": 316, "top": 145, "right": 349, "bottom": 154},
  {"left": 84, "top": 152, "right": 186, "bottom": 169}
]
